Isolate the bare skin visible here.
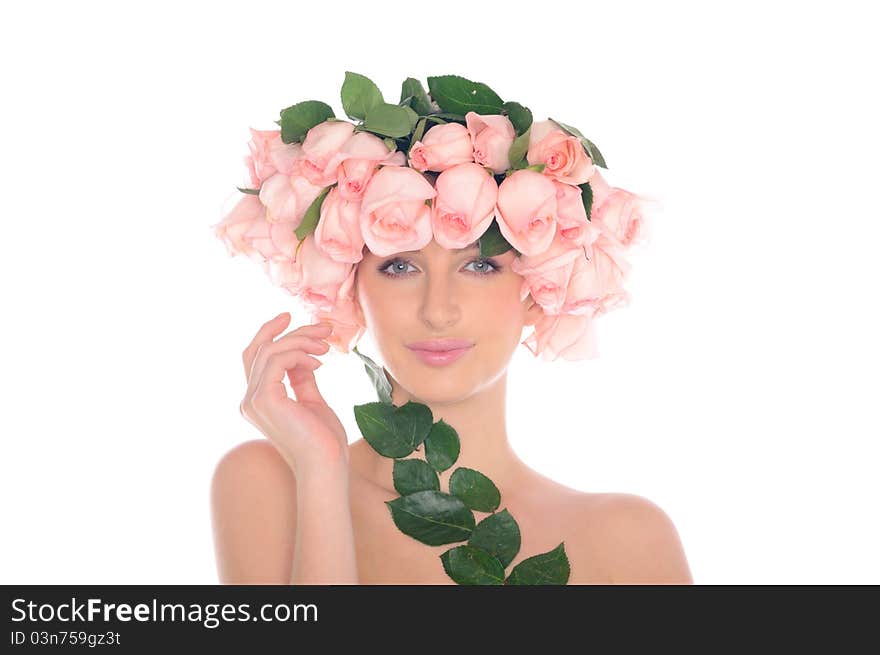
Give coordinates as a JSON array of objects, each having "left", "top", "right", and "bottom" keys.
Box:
[
  {"left": 212, "top": 437, "right": 692, "bottom": 584},
  {"left": 211, "top": 238, "right": 693, "bottom": 585},
  {"left": 347, "top": 436, "right": 615, "bottom": 584}
]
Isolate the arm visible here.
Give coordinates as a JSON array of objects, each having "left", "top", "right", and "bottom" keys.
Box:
[
  {"left": 210, "top": 439, "right": 360, "bottom": 585},
  {"left": 290, "top": 459, "right": 359, "bottom": 585},
  {"left": 595, "top": 493, "right": 694, "bottom": 584}
]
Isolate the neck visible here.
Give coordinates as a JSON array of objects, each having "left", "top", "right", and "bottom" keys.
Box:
[{"left": 355, "top": 369, "right": 531, "bottom": 498}]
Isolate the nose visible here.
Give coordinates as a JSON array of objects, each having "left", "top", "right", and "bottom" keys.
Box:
[{"left": 418, "top": 269, "right": 461, "bottom": 331}]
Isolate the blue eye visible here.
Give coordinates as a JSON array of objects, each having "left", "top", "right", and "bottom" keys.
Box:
[
  {"left": 377, "top": 257, "right": 502, "bottom": 278},
  {"left": 378, "top": 258, "right": 417, "bottom": 277},
  {"left": 463, "top": 258, "right": 502, "bottom": 275}
]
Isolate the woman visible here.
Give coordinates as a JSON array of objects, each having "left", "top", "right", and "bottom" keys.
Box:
[{"left": 210, "top": 236, "right": 693, "bottom": 585}]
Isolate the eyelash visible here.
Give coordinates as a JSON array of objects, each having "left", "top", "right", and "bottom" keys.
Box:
[{"left": 377, "top": 256, "right": 502, "bottom": 279}]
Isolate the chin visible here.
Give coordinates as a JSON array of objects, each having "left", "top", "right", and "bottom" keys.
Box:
[
  {"left": 391, "top": 369, "right": 474, "bottom": 404},
  {"left": 393, "top": 353, "right": 512, "bottom": 405}
]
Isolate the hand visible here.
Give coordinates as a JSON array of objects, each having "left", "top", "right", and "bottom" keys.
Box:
[{"left": 239, "top": 312, "right": 349, "bottom": 479}]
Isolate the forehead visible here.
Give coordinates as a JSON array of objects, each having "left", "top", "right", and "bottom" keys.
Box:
[
  {"left": 400, "top": 241, "right": 480, "bottom": 255},
  {"left": 365, "top": 240, "right": 481, "bottom": 258}
]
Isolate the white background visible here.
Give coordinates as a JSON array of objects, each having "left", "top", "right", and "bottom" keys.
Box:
[{"left": 1, "top": 0, "right": 877, "bottom": 584}]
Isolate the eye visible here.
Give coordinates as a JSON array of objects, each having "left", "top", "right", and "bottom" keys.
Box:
[
  {"left": 377, "top": 258, "right": 417, "bottom": 277},
  {"left": 377, "top": 256, "right": 502, "bottom": 278},
  {"left": 462, "top": 258, "right": 502, "bottom": 276}
]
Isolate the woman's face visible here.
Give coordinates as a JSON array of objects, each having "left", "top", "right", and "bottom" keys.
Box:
[{"left": 354, "top": 237, "right": 543, "bottom": 403}]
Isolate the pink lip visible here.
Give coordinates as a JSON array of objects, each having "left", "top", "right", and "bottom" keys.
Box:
[
  {"left": 406, "top": 339, "right": 474, "bottom": 351},
  {"left": 408, "top": 346, "right": 472, "bottom": 366},
  {"left": 406, "top": 339, "right": 474, "bottom": 367}
]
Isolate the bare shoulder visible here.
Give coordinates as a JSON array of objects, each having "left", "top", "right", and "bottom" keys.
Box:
[
  {"left": 210, "top": 440, "right": 298, "bottom": 584},
  {"left": 576, "top": 492, "right": 693, "bottom": 584},
  {"left": 213, "top": 439, "right": 295, "bottom": 484}
]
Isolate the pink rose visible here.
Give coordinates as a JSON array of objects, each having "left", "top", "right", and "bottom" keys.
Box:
[
  {"left": 258, "top": 161, "right": 326, "bottom": 225},
  {"left": 245, "top": 128, "right": 303, "bottom": 187},
  {"left": 408, "top": 122, "right": 474, "bottom": 172},
  {"left": 212, "top": 193, "right": 266, "bottom": 262},
  {"left": 554, "top": 180, "right": 600, "bottom": 250},
  {"left": 299, "top": 119, "right": 356, "bottom": 187},
  {"left": 212, "top": 193, "right": 297, "bottom": 265},
  {"left": 359, "top": 165, "right": 436, "bottom": 256},
  {"left": 495, "top": 169, "right": 558, "bottom": 256},
  {"left": 527, "top": 120, "right": 595, "bottom": 186},
  {"left": 309, "top": 266, "right": 367, "bottom": 353},
  {"left": 313, "top": 186, "right": 365, "bottom": 264},
  {"left": 586, "top": 169, "right": 613, "bottom": 210},
  {"left": 465, "top": 111, "right": 515, "bottom": 174},
  {"left": 336, "top": 132, "right": 405, "bottom": 201},
  {"left": 294, "top": 235, "right": 355, "bottom": 313},
  {"left": 591, "top": 188, "right": 646, "bottom": 249},
  {"left": 264, "top": 253, "right": 304, "bottom": 297},
  {"left": 510, "top": 231, "right": 583, "bottom": 314},
  {"left": 431, "top": 162, "right": 499, "bottom": 249},
  {"left": 523, "top": 311, "right": 598, "bottom": 361},
  {"left": 561, "top": 243, "right": 631, "bottom": 317}
]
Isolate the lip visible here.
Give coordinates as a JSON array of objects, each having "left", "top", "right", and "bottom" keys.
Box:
[
  {"left": 406, "top": 339, "right": 474, "bottom": 367},
  {"left": 408, "top": 346, "right": 472, "bottom": 366},
  {"left": 406, "top": 339, "right": 474, "bottom": 352}
]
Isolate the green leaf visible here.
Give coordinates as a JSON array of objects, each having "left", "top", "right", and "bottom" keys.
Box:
[
  {"left": 427, "top": 75, "right": 504, "bottom": 115},
  {"left": 548, "top": 118, "right": 608, "bottom": 169},
  {"left": 279, "top": 100, "right": 336, "bottom": 144},
  {"left": 478, "top": 219, "right": 513, "bottom": 257},
  {"left": 391, "top": 401, "right": 434, "bottom": 451},
  {"left": 506, "top": 126, "right": 531, "bottom": 169},
  {"left": 293, "top": 185, "right": 332, "bottom": 241},
  {"left": 423, "top": 115, "right": 450, "bottom": 125},
  {"left": 353, "top": 402, "right": 415, "bottom": 458},
  {"left": 400, "top": 78, "right": 435, "bottom": 115},
  {"left": 363, "top": 103, "right": 414, "bottom": 138},
  {"left": 393, "top": 458, "right": 440, "bottom": 495},
  {"left": 468, "top": 508, "right": 521, "bottom": 568},
  {"left": 579, "top": 181, "right": 593, "bottom": 221},
  {"left": 351, "top": 346, "right": 393, "bottom": 404},
  {"left": 425, "top": 112, "right": 466, "bottom": 123},
  {"left": 501, "top": 101, "right": 532, "bottom": 136},
  {"left": 385, "top": 490, "right": 475, "bottom": 546},
  {"left": 505, "top": 542, "right": 570, "bottom": 585},
  {"left": 236, "top": 186, "right": 260, "bottom": 195},
  {"left": 341, "top": 71, "right": 384, "bottom": 120},
  {"left": 449, "top": 467, "right": 501, "bottom": 513},
  {"left": 410, "top": 116, "right": 427, "bottom": 145},
  {"left": 440, "top": 545, "right": 505, "bottom": 585},
  {"left": 401, "top": 104, "right": 419, "bottom": 130},
  {"left": 423, "top": 419, "right": 460, "bottom": 472}
]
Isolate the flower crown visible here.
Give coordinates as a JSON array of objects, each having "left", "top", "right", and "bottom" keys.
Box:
[{"left": 211, "top": 72, "right": 653, "bottom": 361}]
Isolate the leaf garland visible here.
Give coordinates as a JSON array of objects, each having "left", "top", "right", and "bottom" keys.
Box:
[{"left": 352, "top": 362, "right": 571, "bottom": 585}]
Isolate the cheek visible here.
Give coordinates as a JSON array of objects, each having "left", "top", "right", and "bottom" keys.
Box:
[
  {"left": 473, "top": 281, "right": 529, "bottom": 342},
  {"left": 357, "top": 275, "right": 400, "bottom": 335}
]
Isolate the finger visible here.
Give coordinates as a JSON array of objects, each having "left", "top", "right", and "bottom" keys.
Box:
[
  {"left": 247, "top": 333, "right": 330, "bottom": 390},
  {"left": 243, "top": 312, "right": 291, "bottom": 378},
  {"left": 254, "top": 349, "right": 324, "bottom": 406},
  {"left": 243, "top": 317, "right": 331, "bottom": 379},
  {"left": 286, "top": 354, "right": 329, "bottom": 406}
]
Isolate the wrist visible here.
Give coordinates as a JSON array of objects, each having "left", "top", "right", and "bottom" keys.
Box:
[{"left": 290, "top": 452, "right": 350, "bottom": 487}]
